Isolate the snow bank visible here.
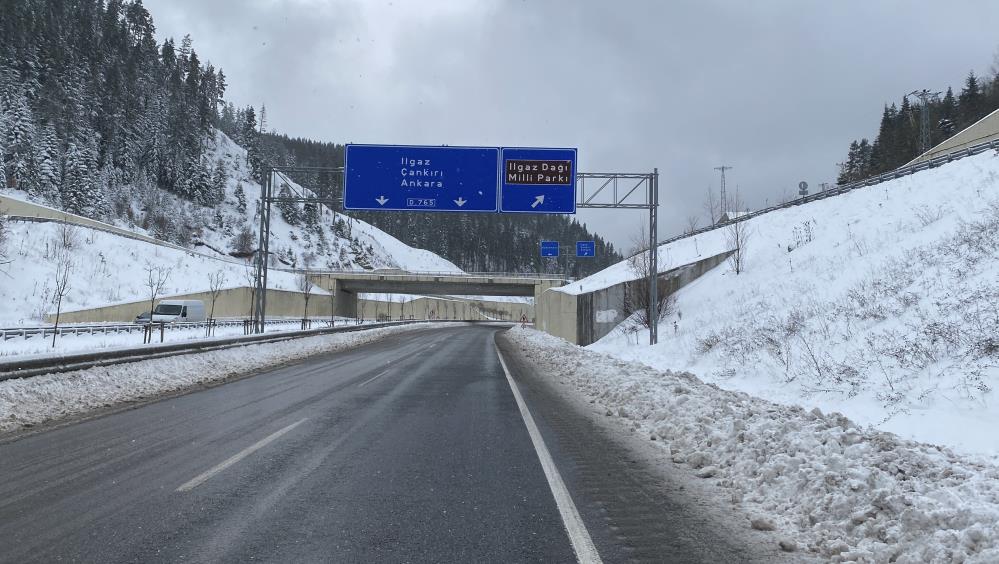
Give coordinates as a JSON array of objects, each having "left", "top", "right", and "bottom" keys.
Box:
[
  {"left": 590, "top": 151, "right": 999, "bottom": 457},
  {"left": 509, "top": 327, "right": 999, "bottom": 563},
  {"left": 0, "top": 323, "right": 450, "bottom": 433}
]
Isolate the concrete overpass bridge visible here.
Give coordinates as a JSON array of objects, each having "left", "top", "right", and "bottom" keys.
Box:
[{"left": 307, "top": 270, "right": 567, "bottom": 323}]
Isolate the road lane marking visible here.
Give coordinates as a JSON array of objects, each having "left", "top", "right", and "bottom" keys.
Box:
[
  {"left": 358, "top": 369, "right": 390, "bottom": 388},
  {"left": 176, "top": 418, "right": 308, "bottom": 492},
  {"left": 495, "top": 348, "right": 603, "bottom": 564}
]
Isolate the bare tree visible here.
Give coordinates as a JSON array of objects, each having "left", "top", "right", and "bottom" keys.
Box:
[
  {"left": 50, "top": 248, "right": 73, "bottom": 348},
  {"left": 726, "top": 220, "right": 751, "bottom": 275},
  {"left": 144, "top": 264, "right": 171, "bottom": 343},
  {"left": 243, "top": 262, "right": 257, "bottom": 319},
  {"left": 627, "top": 226, "right": 675, "bottom": 328},
  {"left": 298, "top": 272, "right": 313, "bottom": 326},
  {"left": 725, "top": 190, "right": 751, "bottom": 274},
  {"left": 207, "top": 270, "right": 227, "bottom": 335},
  {"left": 684, "top": 215, "right": 700, "bottom": 234},
  {"left": 0, "top": 208, "right": 10, "bottom": 265},
  {"left": 703, "top": 184, "right": 719, "bottom": 225},
  {"left": 57, "top": 223, "right": 79, "bottom": 250}
]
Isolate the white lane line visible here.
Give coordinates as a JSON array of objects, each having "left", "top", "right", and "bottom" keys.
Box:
[
  {"left": 176, "top": 418, "right": 308, "bottom": 492},
  {"left": 495, "top": 347, "right": 603, "bottom": 564},
  {"left": 358, "top": 369, "right": 390, "bottom": 388}
]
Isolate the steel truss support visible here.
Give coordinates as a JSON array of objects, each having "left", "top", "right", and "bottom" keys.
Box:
[
  {"left": 576, "top": 169, "right": 660, "bottom": 345},
  {"left": 253, "top": 166, "right": 345, "bottom": 333}
]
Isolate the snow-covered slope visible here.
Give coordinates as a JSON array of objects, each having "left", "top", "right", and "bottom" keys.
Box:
[
  {"left": 0, "top": 220, "right": 316, "bottom": 325},
  {"left": 1, "top": 130, "right": 461, "bottom": 275},
  {"left": 588, "top": 152, "right": 999, "bottom": 457},
  {"left": 194, "top": 131, "right": 460, "bottom": 273},
  {"left": 0, "top": 130, "right": 463, "bottom": 325}
]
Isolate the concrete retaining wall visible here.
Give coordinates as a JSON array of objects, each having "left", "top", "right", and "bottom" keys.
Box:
[
  {"left": 46, "top": 287, "right": 329, "bottom": 324},
  {"left": 539, "top": 250, "right": 734, "bottom": 345},
  {"left": 47, "top": 287, "right": 532, "bottom": 324}
]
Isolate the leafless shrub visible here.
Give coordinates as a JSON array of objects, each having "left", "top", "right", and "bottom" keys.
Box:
[
  {"left": 684, "top": 215, "right": 700, "bottom": 234},
  {"left": 703, "top": 185, "right": 719, "bottom": 225},
  {"left": 0, "top": 208, "right": 9, "bottom": 263},
  {"left": 913, "top": 204, "right": 945, "bottom": 227},
  {"left": 298, "top": 272, "right": 313, "bottom": 319},
  {"left": 726, "top": 219, "right": 751, "bottom": 275},
  {"left": 143, "top": 264, "right": 171, "bottom": 343},
  {"left": 50, "top": 247, "right": 73, "bottom": 348},
  {"left": 627, "top": 226, "right": 674, "bottom": 328},
  {"left": 57, "top": 223, "right": 79, "bottom": 250},
  {"left": 207, "top": 270, "right": 227, "bottom": 322}
]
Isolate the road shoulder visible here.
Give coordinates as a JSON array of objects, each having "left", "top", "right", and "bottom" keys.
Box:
[{"left": 496, "top": 329, "right": 808, "bottom": 563}]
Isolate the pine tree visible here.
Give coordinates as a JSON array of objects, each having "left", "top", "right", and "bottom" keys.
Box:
[
  {"left": 276, "top": 184, "right": 301, "bottom": 225},
  {"left": 34, "top": 124, "right": 61, "bottom": 204},
  {"left": 0, "top": 144, "right": 7, "bottom": 189},
  {"left": 211, "top": 158, "right": 227, "bottom": 205},
  {"left": 959, "top": 71, "right": 984, "bottom": 127},
  {"left": 62, "top": 142, "right": 89, "bottom": 215},
  {"left": 234, "top": 182, "right": 247, "bottom": 213}
]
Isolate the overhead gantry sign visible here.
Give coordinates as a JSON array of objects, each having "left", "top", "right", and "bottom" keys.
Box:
[{"left": 343, "top": 144, "right": 577, "bottom": 214}]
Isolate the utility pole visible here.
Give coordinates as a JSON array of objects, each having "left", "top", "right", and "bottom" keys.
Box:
[
  {"left": 714, "top": 165, "right": 733, "bottom": 214},
  {"left": 909, "top": 89, "right": 941, "bottom": 155}
]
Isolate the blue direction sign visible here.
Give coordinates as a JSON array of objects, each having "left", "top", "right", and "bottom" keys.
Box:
[
  {"left": 500, "top": 147, "right": 577, "bottom": 214},
  {"left": 540, "top": 241, "right": 560, "bottom": 257},
  {"left": 344, "top": 144, "right": 499, "bottom": 212},
  {"left": 576, "top": 241, "right": 595, "bottom": 257}
]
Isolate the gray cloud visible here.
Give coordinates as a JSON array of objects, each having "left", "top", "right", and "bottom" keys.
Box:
[{"left": 145, "top": 0, "right": 999, "bottom": 250}]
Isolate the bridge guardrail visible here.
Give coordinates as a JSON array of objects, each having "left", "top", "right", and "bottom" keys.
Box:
[{"left": 305, "top": 269, "right": 568, "bottom": 280}]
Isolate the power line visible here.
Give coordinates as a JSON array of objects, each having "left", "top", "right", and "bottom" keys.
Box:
[
  {"left": 714, "top": 165, "right": 733, "bottom": 213},
  {"left": 909, "top": 89, "right": 941, "bottom": 155}
]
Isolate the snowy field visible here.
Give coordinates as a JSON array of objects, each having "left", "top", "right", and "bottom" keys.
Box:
[
  {"left": 587, "top": 151, "right": 999, "bottom": 458},
  {"left": 0, "top": 318, "right": 365, "bottom": 359},
  {"left": 0, "top": 322, "right": 457, "bottom": 434},
  {"left": 509, "top": 327, "right": 999, "bottom": 563}
]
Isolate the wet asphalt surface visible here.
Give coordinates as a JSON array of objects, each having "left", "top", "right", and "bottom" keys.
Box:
[{"left": 0, "top": 325, "right": 773, "bottom": 563}]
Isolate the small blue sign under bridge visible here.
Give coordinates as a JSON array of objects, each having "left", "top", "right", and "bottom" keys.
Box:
[{"left": 540, "top": 241, "right": 560, "bottom": 257}]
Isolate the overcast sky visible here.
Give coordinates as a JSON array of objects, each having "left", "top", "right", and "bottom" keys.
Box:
[{"left": 145, "top": 0, "right": 999, "bottom": 251}]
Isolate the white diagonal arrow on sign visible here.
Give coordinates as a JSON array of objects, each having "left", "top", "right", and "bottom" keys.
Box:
[
  {"left": 531, "top": 195, "right": 545, "bottom": 208},
  {"left": 454, "top": 197, "right": 467, "bottom": 207},
  {"left": 375, "top": 196, "right": 389, "bottom": 206}
]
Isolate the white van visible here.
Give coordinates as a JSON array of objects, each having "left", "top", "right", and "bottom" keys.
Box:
[{"left": 151, "top": 300, "right": 206, "bottom": 323}]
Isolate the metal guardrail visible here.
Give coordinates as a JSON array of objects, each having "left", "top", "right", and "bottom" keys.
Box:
[
  {"left": 657, "top": 138, "right": 999, "bottom": 249},
  {"left": 0, "top": 320, "right": 501, "bottom": 381},
  {"left": 305, "top": 269, "right": 568, "bottom": 281},
  {"left": 0, "top": 318, "right": 338, "bottom": 341}
]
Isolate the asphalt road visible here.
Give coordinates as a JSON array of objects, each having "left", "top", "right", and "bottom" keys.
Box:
[{"left": 0, "top": 325, "right": 774, "bottom": 563}]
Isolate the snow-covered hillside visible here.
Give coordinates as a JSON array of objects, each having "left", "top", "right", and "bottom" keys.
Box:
[
  {"left": 0, "top": 220, "right": 316, "bottom": 325},
  {"left": 1, "top": 129, "right": 460, "bottom": 275},
  {"left": 193, "top": 131, "right": 460, "bottom": 273},
  {"left": 588, "top": 151, "right": 999, "bottom": 457},
  {"left": 0, "top": 130, "right": 465, "bottom": 325}
]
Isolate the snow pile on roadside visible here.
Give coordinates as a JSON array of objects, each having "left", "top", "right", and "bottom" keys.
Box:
[
  {"left": 509, "top": 327, "right": 999, "bottom": 563},
  {"left": 0, "top": 323, "right": 446, "bottom": 434}
]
